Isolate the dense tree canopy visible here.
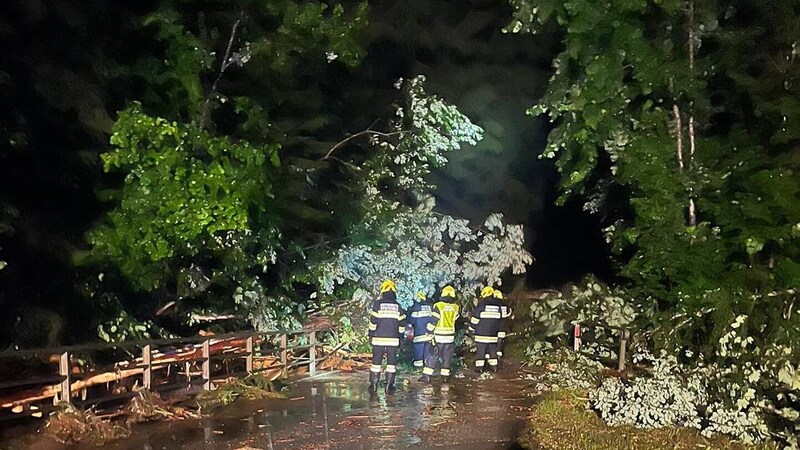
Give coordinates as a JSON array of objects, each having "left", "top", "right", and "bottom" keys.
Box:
[
  {"left": 509, "top": 0, "right": 800, "bottom": 443},
  {"left": 61, "top": 0, "right": 533, "bottom": 338},
  {"left": 508, "top": 0, "right": 800, "bottom": 340},
  {"left": 1, "top": 0, "right": 558, "bottom": 347}
]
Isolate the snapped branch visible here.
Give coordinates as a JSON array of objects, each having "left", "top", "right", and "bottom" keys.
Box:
[{"left": 321, "top": 128, "right": 414, "bottom": 160}]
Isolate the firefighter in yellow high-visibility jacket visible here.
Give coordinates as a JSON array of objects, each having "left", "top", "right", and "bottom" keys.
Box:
[
  {"left": 418, "top": 285, "right": 460, "bottom": 383},
  {"left": 368, "top": 280, "right": 406, "bottom": 394}
]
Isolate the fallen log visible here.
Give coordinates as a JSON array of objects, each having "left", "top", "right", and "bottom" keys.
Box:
[{"left": 1, "top": 368, "right": 144, "bottom": 409}]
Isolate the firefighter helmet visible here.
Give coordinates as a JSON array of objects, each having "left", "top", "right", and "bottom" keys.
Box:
[
  {"left": 380, "top": 279, "right": 397, "bottom": 293},
  {"left": 441, "top": 285, "right": 456, "bottom": 298},
  {"left": 480, "top": 286, "right": 495, "bottom": 298},
  {"left": 416, "top": 291, "right": 427, "bottom": 301}
]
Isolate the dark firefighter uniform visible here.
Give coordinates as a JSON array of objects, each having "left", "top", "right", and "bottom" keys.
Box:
[
  {"left": 420, "top": 285, "right": 460, "bottom": 382},
  {"left": 368, "top": 280, "right": 406, "bottom": 394},
  {"left": 469, "top": 286, "right": 504, "bottom": 372},
  {"left": 407, "top": 291, "right": 436, "bottom": 369},
  {"left": 494, "top": 290, "right": 512, "bottom": 360}
]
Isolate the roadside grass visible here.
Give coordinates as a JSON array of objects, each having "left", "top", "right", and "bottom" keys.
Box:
[{"left": 519, "top": 390, "right": 778, "bottom": 450}]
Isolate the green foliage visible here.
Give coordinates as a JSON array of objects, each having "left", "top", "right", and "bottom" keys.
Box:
[
  {"left": 87, "top": 0, "right": 370, "bottom": 334},
  {"left": 518, "top": 281, "right": 800, "bottom": 446},
  {"left": 316, "top": 77, "right": 532, "bottom": 308},
  {"left": 138, "top": 7, "right": 213, "bottom": 119},
  {"left": 508, "top": 0, "right": 800, "bottom": 302},
  {"left": 272, "top": 1, "right": 368, "bottom": 69},
  {"left": 131, "top": 1, "right": 369, "bottom": 124},
  {"left": 521, "top": 390, "right": 771, "bottom": 450},
  {"left": 510, "top": 3, "right": 800, "bottom": 442},
  {"left": 233, "top": 282, "right": 303, "bottom": 332},
  {"left": 526, "top": 276, "right": 639, "bottom": 341},
  {"left": 196, "top": 374, "right": 285, "bottom": 412},
  {"left": 97, "top": 310, "right": 175, "bottom": 343},
  {"left": 324, "top": 313, "right": 371, "bottom": 354},
  {"left": 590, "top": 349, "right": 779, "bottom": 444},
  {"left": 90, "top": 105, "right": 279, "bottom": 291},
  {"left": 525, "top": 346, "right": 605, "bottom": 391},
  {"left": 359, "top": 75, "right": 485, "bottom": 225}
]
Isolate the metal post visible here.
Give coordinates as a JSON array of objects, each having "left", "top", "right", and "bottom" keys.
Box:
[
  {"left": 143, "top": 344, "right": 152, "bottom": 390},
  {"left": 280, "top": 334, "right": 288, "bottom": 377},
  {"left": 618, "top": 329, "right": 630, "bottom": 372},
  {"left": 309, "top": 331, "right": 317, "bottom": 375},
  {"left": 58, "top": 351, "right": 71, "bottom": 405},
  {"left": 245, "top": 336, "right": 254, "bottom": 373},
  {"left": 573, "top": 324, "right": 582, "bottom": 351},
  {"left": 202, "top": 339, "right": 211, "bottom": 390}
]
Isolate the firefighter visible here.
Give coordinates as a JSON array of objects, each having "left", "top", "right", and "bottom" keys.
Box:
[
  {"left": 368, "top": 279, "right": 406, "bottom": 395},
  {"left": 469, "top": 286, "right": 503, "bottom": 373},
  {"left": 419, "top": 285, "right": 460, "bottom": 383},
  {"left": 407, "top": 291, "right": 435, "bottom": 370},
  {"left": 494, "top": 289, "right": 513, "bottom": 364}
]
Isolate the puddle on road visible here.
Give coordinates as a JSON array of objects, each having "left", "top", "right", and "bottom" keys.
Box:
[{"left": 21, "top": 371, "right": 534, "bottom": 450}]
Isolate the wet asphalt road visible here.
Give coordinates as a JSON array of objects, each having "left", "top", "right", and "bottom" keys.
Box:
[{"left": 17, "top": 366, "right": 535, "bottom": 450}]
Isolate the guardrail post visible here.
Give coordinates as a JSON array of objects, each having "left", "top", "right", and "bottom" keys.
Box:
[
  {"left": 58, "top": 351, "right": 71, "bottom": 405},
  {"left": 618, "top": 329, "right": 630, "bottom": 372},
  {"left": 143, "top": 344, "right": 152, "bottom": 390},
  {"left": 280, "top": 334, "right": 288, "bottom": 377},
  {"left": 309, "top": 331, "right": 317, "bottom": 375},
  {"left": 573, "top": 324, "right": 582, "bottom": 351},
  {"left": 202, "top": 339, "right": 211, "bottom": 390},
  {"left": 245, "top": 336, "right": 254, "bottom": 373}
]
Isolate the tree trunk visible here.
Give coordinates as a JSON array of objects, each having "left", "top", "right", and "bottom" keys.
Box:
[{"left": 687, "top": 0, "right": 698, "bottom": 226}]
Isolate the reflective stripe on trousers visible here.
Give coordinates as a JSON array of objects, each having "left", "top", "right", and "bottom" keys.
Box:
[{"left": 423, "top": 342, "right": 454, "bottom": 376}]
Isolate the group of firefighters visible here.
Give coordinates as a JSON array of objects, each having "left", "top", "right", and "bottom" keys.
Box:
[{"left": 367, "top": 279, "right": 512, "bottom": 394}]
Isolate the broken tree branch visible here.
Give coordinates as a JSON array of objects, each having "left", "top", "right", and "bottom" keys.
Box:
[
  {"left": 322, "top": 129, "right": 414, "bottom": 160},
  {"left": 198, "top": 11, "right": 245, "bottom": 128}
]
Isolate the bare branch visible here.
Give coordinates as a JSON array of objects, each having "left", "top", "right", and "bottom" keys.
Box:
[
  {"left": 198, "top": 11, "right": 245, "bottom": 128},
  {"left": 321, "top": 129, "right": 414, "bottom": 160},
  {"left": 189, "top": 313, "right": 237, "bottom": 323}
]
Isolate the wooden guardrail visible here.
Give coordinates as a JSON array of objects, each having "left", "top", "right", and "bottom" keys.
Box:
[{"left": 0, "top": 328, "right": 327, "bottom": 422}]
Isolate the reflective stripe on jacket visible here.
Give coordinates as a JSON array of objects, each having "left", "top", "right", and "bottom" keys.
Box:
[
  {"left": 368, "top": 291, "right": 406, "bottom": 347},
  {"left": 408, "top": 300, "right": 436, "bottom": 342},
  {"left": 497, "top": 303, "right": 512, "bottom": 338},
  {"left": 470, "top": 297, "right": 504, "bottom": 342},
  {"left": 428, "top": 299, "right": 460, "bottom": 343}
]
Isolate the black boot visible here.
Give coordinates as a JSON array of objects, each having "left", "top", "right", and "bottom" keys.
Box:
[
  {"left": 368, "top": 371, "right": 380, "bottom": 394},
  {"left": 385, "top": 373, "right": 397, "bottom": 394},
  {"left": 418, "top": 374, "right": 431, "bottom": 383}
]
